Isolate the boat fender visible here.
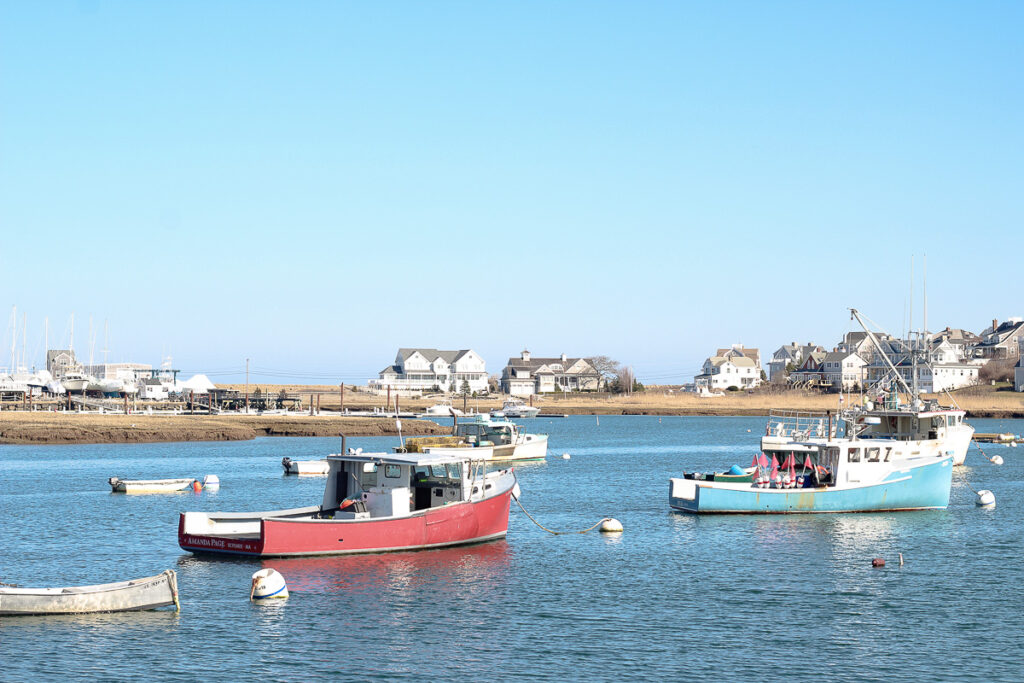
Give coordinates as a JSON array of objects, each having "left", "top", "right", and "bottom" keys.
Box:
[{"left": 872, "top": 558, "right": 885, "bottom": 568}]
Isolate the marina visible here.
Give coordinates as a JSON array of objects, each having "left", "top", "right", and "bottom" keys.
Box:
[{"left": 0, "top": 415, "right": 1019, "bottom": 680}]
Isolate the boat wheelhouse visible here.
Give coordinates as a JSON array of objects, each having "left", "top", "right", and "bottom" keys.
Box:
[
  {"left": 179, "top": 450, "right": 516, "bottom": 557},
  {"left": 501, "top": 399, "right": 540, "bottom": 419}
]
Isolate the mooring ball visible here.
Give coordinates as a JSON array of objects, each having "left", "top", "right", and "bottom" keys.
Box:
[
  {"left": 991, "top": 455, "right": 1004, "bottom": 465},
  {"left": 600, "top": 518, "right": 624, "bottom": 533},
  {"left": 251, "top": 568, "right": 289, "bottom": 601},
  {"left": 872, "top": 558, "right": 885, "bottom": 568},
  {"left": 976, "top": 490, "right": 996, "bottom": 508},
  {"left": 561, "top": 453, "right": 571, "bottom": 460}
]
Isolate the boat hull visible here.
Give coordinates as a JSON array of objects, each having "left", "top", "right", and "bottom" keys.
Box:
[
  {"left": 425, "top": 435, "right": 548, "bottom": 462},
  {"left": 281, "top": 458, "right": 330, "bottom": 475},
  {"left": 669, "top": 457, "right": 953, "bottom": 514},
  {"left": 110, "top": 478, "right": 195, "bottom": 494},
  {"left": 179, "top": 488, "right": 513, "bottom": 557},
  {"left": 0, "top": 571, "right": 178, "bottom": 616}
]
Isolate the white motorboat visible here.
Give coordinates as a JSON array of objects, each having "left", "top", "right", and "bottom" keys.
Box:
[
  {"left": 421, "top": 401, "right": 464, "bottom": 417},
  {"left": 108, "top": 477, "right": 196, "bottom": 494},
  {"left": 403, "top": 415, "right": 548, "bottom": 462},
  {"left": 61, "top": 370, "right": 91, "bottom": 393},
  {"left": 0, "top": 570, "right": 179, "bottom": 616},
  {"left": 501, "top": 399, "right": 540, "bottom": 418},
  {"left": 281, "top": 457, "right": 330, "bottom": 475}
]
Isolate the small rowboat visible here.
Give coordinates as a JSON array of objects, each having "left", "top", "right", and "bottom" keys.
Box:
[
  {"left": 0, "top": 570, "right": 179, "bottom": 616},
  {"left": 281, "top": 457, "right": 330, "bottom": 475},
  {"left": 109, "top": 477, "right": 196, "bottom": 494}
]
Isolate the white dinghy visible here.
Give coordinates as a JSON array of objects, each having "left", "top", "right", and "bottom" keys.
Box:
[
  {"left": 0, "top": 570, "right": 179, "bottom": 616},
  {"left": 109, "top": 477, "right": 196, "bottom": 494},
  {"left": 281, "top": 457, "right": 330, "bottom": 475}
]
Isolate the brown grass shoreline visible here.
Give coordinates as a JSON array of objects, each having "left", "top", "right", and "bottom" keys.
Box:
[{"left": 0, "top": 414, "right": 448, "bottom": 445}]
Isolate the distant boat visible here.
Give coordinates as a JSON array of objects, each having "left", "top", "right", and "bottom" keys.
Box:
[
  {"left": 421, "top": 401, "right": 464, "bottom": 417},
  {"left": 403, "top": 415, "right": 547, "bottom": 462},
  {"left": 61, "top": 370, "right": 91, "bottom": 393},
  {"left": 0, "top": 570, "right": 179, "bottom": 616},
  {"left": 108, "top": 477, "right": 196, "bottom": 494},
  {"left": 500, "top": 399, "right": 540, "bottom": 419},
  {"left": 281, "top": 457, "right": 330, "bottom": 475}
]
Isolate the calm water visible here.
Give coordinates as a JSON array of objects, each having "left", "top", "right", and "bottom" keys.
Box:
[{"left": 1, "top": 415, "right": 1022, "bottom": 681}]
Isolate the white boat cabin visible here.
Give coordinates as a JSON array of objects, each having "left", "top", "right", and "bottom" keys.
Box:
[
  {"left": 322, "top": 451, "right": 498, "bottom": 520},
  {"left": 454, "top": 417, "right": 522, "bottom": 447}
]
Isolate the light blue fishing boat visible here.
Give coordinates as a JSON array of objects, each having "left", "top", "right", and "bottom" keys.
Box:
[{"left": 669, "top": 308, "right": 966, "bottom": 514}]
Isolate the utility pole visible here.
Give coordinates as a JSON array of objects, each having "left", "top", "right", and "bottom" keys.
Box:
[{"left": 245, "top": 358, "right": 250, "bottom": 414}]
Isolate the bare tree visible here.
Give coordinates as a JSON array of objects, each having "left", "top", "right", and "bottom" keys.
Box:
[{"left": 587, "top": 356, "right": 621, "bottom": 391}]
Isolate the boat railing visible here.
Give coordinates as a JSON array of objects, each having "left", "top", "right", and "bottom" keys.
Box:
[{"left": 765, "top": 410, "right": 837, "bottom": 440}]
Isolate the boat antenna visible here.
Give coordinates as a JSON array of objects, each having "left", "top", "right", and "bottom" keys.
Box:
[{"left": 850, "top": 308, "right": 913, "bottom": 397}]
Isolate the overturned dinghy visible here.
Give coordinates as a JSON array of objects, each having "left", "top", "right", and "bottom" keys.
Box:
[
  {"left": 0, "top": 570, "right": 179, "bottom": 616},
  {"left": 281, "top": 457, "right": 330, "bottom": 475},
  {"left": 109, "top": 477, "right": 196, "bottom": 494}
]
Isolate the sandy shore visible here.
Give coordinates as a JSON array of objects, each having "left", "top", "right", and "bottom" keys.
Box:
[{"left": 0, "top": 413, "right": 448, "bottom": 445}]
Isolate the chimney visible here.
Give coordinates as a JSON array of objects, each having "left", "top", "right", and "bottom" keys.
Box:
[{"left": 993, "top": 319, "right": 998, "bottom": 331}]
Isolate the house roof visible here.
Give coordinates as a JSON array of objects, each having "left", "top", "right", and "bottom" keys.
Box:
[
  {"left": 398, "top": 348, "right": 473, "bottom": 364},
  {"left": 822, "top": 351, "right": 861, "bottom": 363},
  {"left": 504, "top": 356, "right": 596, "bottom": 375}
]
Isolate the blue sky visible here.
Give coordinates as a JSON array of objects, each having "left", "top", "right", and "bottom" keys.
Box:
[{"left": 1, "top": 2, "right": 1020, "bottom": 384}]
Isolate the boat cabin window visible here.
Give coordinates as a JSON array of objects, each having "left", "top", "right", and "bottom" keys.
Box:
[
  {"left": 384, "top": 464, "right": 402, "bottom": 480},
  {"left": 360, "top": 463, "right": 378, "bottom": 487},
  {"left": 445, "top": 463, "right": 463, "bottom": 479},
  {"left": 847, "top": 448, "right": 861, "bottom": 463},
  {"left": 946, "top": 416, "right": 958, "bottom": 427},
  {"left": 866, "top": 447, "right": 880, "bottom": 462}
]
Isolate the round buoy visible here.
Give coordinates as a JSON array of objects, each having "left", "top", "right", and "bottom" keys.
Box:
[
  {"left": 561, "top": 453, "right": 571, "bottom": 460},
  {"left": 251, "top": 568, "right": 289, "bottom": 600},
  {"left": 991, "top": 455, "right": 1004, "bottom": 466},
  {"left": 599, "top": 518, "right": 623, "bottom": 533},
  {"left": 191, "top": 479, "right": 202, "bottom": 493},
  {"left": 1010, "top": 442, "right": 1017, "bottom": 448},
  {"left": 976, "top": 490, "right": 996, "bottom": 508},
  {"left": 871, "top": 558, "right": 885, "bottom": 568},
  {"left": 203, "top": 474, "right": 220, "bottom": 491}
]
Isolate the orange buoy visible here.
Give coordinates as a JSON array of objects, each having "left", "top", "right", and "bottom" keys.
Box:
[
  {"left": 192, "top": 479, "right": 202, "bottom": 493},
  {"left": 871, "top": 558, "right": 885, "bottom": 568}
]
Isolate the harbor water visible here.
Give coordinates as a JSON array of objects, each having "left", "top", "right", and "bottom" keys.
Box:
[{"left": 1, "top": 415, "right": 1022, "bottom": 681}]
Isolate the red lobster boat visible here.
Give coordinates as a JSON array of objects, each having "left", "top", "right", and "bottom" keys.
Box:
[{"left": 179, "top": 451, "right": 517, "bottom": 557}]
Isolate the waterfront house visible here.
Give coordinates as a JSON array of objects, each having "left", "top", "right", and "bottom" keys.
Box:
[
  {"left": 46, "top": 349, "right": 78, "bottom": 379},
  {"left": 500, "top": 351, "right": 600, "bottom": 396},
  {"left": 695, "top": 352, "right": 761, "bottom": 391},
  {"left": 786, "top": 350, "right": 828, "bottom": 387},
  {"left": 768, "top": 342, "right": 825, "bottom": 382},
  {"left": 370, "top": 348, "right": 488, "bottom": 395},
  {"left": 862, "top": 337, "right": 982, "bottom": 393},
  {"left": 819, "top": 351, "right": 867, "bottom": 391},
  {"left": 975, "top": 318, "right": 1024, "bottom": 359}
]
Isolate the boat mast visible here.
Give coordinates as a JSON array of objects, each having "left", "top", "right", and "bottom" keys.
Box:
[
  {"left": 850, "top": 308, "right": 913, "bottom": 397},
  {"left": 9, "top": 305, "right": 15, "bottom": 374},
  {"left": 21, "top": 312, "right": 27, "bottom": 371}
]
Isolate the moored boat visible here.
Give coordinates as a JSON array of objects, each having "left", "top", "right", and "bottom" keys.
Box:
[
  {"left": 281, "top": 457, "right": 330, "bottom": 475},
  {"left": 180, "top": 450, "right": 516, "bottom": 557},
  {"left": 109, "top": 477, "right": 196, "bottom": 494},
  {"left": 500, "top": 399, "right": 540, "bottom": 419},
  {"left": 0, "top": 570, "right": 179, "bottom": 616},
  {"left": 402, "top": 415, "right": 547, "bottom": 462}
]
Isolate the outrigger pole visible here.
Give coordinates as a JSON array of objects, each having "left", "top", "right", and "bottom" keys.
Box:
[{"left": 850, "top": 308, "right": 914, "bottom": 398}]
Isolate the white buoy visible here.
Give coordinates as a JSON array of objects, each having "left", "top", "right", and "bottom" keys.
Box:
[
  {"left": 599, "top": 518, "right": 623, "bottom": 533},
  {"left": 1010, "top": 442, "right": 1017, "bottom": 448},
  {"left": 203, "top": 474, "right": 220, "bottom": 491},
  {"left": 976, "top": 490, "right": 996, "bottom": 508},
  {"left": 991, "top": 455, "right": 1004, "bottom": 465},
  {"left": 561, "top": 453, "right": 571, "bottom": 460},
  {"left": 250, "top": 568, "right": 289, "bottom": 600}
]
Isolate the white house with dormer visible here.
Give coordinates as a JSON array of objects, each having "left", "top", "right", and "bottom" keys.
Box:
[
  {"left": 695, "top": 355, "right": 760, "bottom": 391},
  {"left": 819, "top": 351, "right": 866, "bottom": 391},
  {"left": 370, "top": 348, "right": 488, "bottom": 395}
]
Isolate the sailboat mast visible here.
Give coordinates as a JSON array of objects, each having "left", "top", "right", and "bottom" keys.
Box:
[
  {"left": 9, "top": 305, "right": 15, "bottom": 374},
  {"left": 21, "top": 312, "right": 27, "bottom": 371}
]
